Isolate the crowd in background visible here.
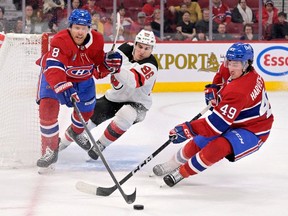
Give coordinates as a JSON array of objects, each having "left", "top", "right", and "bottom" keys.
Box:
[{"left": 0, "top": 0, "right": 287, "bottom": 42}]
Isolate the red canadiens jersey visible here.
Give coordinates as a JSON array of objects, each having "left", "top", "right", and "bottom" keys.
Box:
[
  {"left": 212, "top": 63, "right": 230, "bottom": 85},
  {"left": 212, "top": 3, "right": 231, "bottom": 24},
  {"left": 38, "top": 29, "right": 105, "bottom": 89},
  {"left": 192, "top": 69, "right": 274, "bottom": 142}
]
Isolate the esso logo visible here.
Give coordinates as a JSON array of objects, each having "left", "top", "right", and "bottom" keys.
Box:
[
  {"left": 257, "top": 46, "right": 288, "bottom": 76},
  {"left": 66, "top": 65, "right": 94, "bottom": 79}
]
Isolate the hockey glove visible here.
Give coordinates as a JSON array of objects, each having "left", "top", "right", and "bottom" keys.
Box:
[
  {"left": 54, "top": 82, "right": 80, "bottom": 107},
  {"left": 93, "top": 68, "right": 110, "bottom": 79},
  {"left": 204, "top": 84, "right": 220, "bottom": 107},
  {"left": 169, "top": 122, "right": 196, "bottom": 144},
  {"left": 104, "top": 51, "right": 122, "bottom": 74}
]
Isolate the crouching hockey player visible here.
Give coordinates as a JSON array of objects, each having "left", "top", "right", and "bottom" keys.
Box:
[{"left": 153, "top": 42, "right": 274, "bottom": 187}]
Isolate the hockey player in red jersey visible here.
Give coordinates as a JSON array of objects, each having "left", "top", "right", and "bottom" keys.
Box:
[
  {"left": 59, "top": 29, "right": 158, "bottom": 160},
  {"left": 36, "top": 9, "right": 122, "bottom": 171},
  {"left": 153, "top": 42, "right": 274, "bottom": 187}
]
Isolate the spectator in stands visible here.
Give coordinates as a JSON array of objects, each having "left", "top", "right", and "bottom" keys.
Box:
[
  {"left": 24, "top": 5, "right": 36, "bottom": 34},
  {"left": 118, "top": 5, "right": 133, "bottom": 39},
  {"left": 82, "top": 0, "right": 103, "bottom": 17},
  {"left": 272, "top": 12, "right": 288, "bottom": 40},
  {"left": 240, "top": 23, "right": 258, "bottom": 40},
  {"left": 43, "top": 0, "right": 65, "bottom": 24},
  {"left": 129, "top": 12, "right": 147, "bottom": 40},
  {"left": 12, "top": 18, "right": 23, "bottom": 33},
  {"left": 175, "top": 11, "right": 196, "bottom": 40},
  {"left": 109, "top": 24, "right": 125, "bottom": 42},
  {"left": 103, "top": 13, "right": 113, "bottom": 41},
  {"left": 72, "top": 0, "right": 83, "bottom": 9},
  {"left": 213, "top": 23, "right": 233, "bottom": 40},
  {"left": 212, "top": 0, "right": 231, "bottom": 25},
  {"left": 195, "top": 8, "right": 218, "bottom": 34},
  {"left": 173, "top": 3, "right": 188, "bottom": 25},
  {"left": 256, "top": 0, "right": 278, "bottom": 40},
  {"left": 33, "top": 9, "right": 45, "bottom": 34},
  {"left": 48, "top": 20, "right": 59, "bottom": 33},
  {"left": 61, "top": 0, "right": 83, "bottom": 20},
  {"left": 91, "top": 11, "right": 104, "bottom": 34},
  {"left": 150, "top": 9, "right": 161, "bottom": 37},
  {"left": 150, "top": 8, "right": 174, "bottom": 38},
  {"left": 142, "top": 0, "right": 159, "bottom": 23},
  {"left": 169, "top": 0, "right": 202, "bottom": 24},
  {"left": 231, "top": 0, "right": 256, "bottom": 25},
  {"left": 0, "top": 6, "right": 8, "bottom": 33},
  {"left": 192, "top": 31, "right": 209, "bottom": 41}
]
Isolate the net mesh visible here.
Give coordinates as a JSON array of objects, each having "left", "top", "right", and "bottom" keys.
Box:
[{"left": 0, "top": 34, "right": 43, "bottom": 168}]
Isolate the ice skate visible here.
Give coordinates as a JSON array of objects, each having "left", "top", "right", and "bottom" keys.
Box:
[
  {"left": 58, "top": 137, "right": 72, "bottom": 151},
  {"left": 66, "top": 126, "right": 91, "bottom": 151},
  {"left": 38, "top": 164, "right": 56, "bottom": 175},
  {"left": 37, "top": 147, "right": 58, "bottom": 168},
  {"left": 153, "top": 160, "right": 180, "bottom": 176},
  {"left": 87, "top": 140, "right": 106, "bottom": 160},
  {"left": 163, "top": 168, "right": 184, "bottom": 187}
]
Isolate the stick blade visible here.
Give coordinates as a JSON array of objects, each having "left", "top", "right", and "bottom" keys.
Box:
[
  {"left": 75, "top": 181, "right": 97, "bottom": 195},
  {"left": 125, "top": 188, "right": 137, "bottom": 204},
  {"left": 96, "top": 185, "right": 117, "bottom": 196}
]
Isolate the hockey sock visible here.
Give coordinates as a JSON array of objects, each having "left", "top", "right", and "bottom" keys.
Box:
[
  {"left": 70, "top": 110, "right": 93, "bottom": 134},
  {"left": 182, "top": 139, "right": 201, "bottom": 158},
  {"left": 39, "top": 98, "right": 60, "bottom": 154},
  {"left": 180, "top": 137, "right": 233, "bottom": 177},
  {"left": 99, "top": 121, "right": 126, "bottom": 146}
]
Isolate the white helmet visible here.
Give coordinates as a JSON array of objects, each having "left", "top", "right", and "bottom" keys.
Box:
[{"left": 134, "top": 29, "right": 156, "bottom": 48}]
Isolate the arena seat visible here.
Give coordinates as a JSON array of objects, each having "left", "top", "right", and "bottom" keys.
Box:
[{"left": 226, "top": 23, "right": 243, "bottom": 34}]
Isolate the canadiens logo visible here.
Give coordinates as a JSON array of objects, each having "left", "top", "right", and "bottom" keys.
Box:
[
  {"left": 257, "top": 46, "right": 288, "bottom": 76},
  {"left": 66, "top": 65, "right": 94, "bottom": 79}
]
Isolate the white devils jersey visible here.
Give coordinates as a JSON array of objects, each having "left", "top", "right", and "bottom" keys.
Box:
[{"left": 105, "top": 42, "right": 158, "bottom": 109}]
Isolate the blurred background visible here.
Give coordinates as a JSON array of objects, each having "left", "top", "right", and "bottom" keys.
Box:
[{"left": 0, "top": 0, "right": 287, "bottom": 42}]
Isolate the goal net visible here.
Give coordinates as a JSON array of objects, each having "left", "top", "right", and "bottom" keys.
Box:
[{"left": 0, "top": 33, "right": 49, "bottom": 168}]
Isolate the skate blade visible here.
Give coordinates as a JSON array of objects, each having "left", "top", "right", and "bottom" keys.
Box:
[
  {"left": 85, "top": 157, "right": 96, "bottom": 163},
  {"left": 38, "top": 164, "right": 56, "bottom": 175}
]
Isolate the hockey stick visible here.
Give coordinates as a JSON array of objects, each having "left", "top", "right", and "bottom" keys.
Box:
[
  {"left": 110, "top": 12, "right": 121, "bottom": 52},
  {"left": 72, "top": 100, "right": 136, "bottom": 204},
  {"left": 76, "top": 103, "right": 211, "bottom": 196}
]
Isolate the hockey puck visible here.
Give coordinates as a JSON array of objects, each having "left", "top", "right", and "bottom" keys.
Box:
[{"left": 133, "top": 204, "right": 144, "bottom": 210}]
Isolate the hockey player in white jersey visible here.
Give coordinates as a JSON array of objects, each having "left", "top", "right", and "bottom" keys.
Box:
[{"left": 60, "top": 29, "right": 158, "bottom": 160}]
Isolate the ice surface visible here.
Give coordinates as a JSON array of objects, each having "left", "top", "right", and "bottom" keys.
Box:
[{"left": 1, "top": 92, "right": 287, "bottom": 216}]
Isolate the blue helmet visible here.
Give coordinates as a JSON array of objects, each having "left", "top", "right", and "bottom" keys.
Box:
[
  {"left": 226, "top": 42, "right": 254, "bottom": 62},
  {"left": 68, "top": 9, "right": 91, "bottom": 27}
]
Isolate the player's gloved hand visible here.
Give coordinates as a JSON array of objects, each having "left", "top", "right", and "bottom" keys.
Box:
[
  {"left": 93, "top": 68, "right": 110, "bottom": 79},
  {"left": 169, "top": 122, "right": 196, "bottom": 144},
  {"left": 54, "top": 82, "right": 80, "bottom": 107},
  {"left": 204, "top": 84, "right": 220, "bottom": 107},
  {"left": 104, "top": 51, "right": 122, "bottom": 74}
]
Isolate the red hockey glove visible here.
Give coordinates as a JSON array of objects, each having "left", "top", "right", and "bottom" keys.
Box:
[
  {"left": 169, "top": 122, "right": 196, "bottom": 144},
  {"left": 54, "top": 82, "right": 80, "bottom": 107},
  {"left": 204, "top": 84, "right": 220, "bottom": 107},
  {"left": 104, "top": 51, "right": 122, "bottom": 74},
  {"left": 93, "top": 68, "right": 110, "bottom": 79}
]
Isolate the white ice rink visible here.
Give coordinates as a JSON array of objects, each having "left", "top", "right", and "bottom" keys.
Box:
[{"left": 1, "top": 92, "right": 288, "bottom": 216}]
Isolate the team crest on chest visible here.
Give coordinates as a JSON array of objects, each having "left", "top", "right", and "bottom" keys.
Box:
[{"left": 66, "top": 65, "right": 94, "bottom": 79}]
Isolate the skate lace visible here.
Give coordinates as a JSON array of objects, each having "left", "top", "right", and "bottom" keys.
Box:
[
  {"left": 42, "top": 148, "right": 55, "bottom": 161},
  {"left": 154, "top": 160, "right": 179, "bottom": 176},
  {"left": 76, "top": 133, "right": 89, "bottom": 145}
]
